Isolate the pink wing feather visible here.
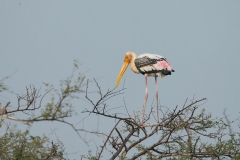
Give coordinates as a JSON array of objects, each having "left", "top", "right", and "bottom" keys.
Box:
[{"left": 156, "top": 60, "right": 173, "bottom": 71}]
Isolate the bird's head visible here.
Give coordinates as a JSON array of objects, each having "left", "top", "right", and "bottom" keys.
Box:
[{"left": 116, "top": 52, "right": 133, "bottom": 87}]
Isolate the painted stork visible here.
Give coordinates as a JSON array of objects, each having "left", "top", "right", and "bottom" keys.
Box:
[{"left": 116, "top": 52, "right": 174, "bottom": 124}]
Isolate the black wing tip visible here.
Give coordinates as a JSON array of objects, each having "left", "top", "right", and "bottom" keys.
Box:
[{"left": 172, "top": 69, "right": 175, "bottom": 72}]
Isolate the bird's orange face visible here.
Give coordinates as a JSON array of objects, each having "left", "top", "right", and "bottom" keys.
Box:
[{"left": 116, "top": 55, "right": 131, "bottom": 87}]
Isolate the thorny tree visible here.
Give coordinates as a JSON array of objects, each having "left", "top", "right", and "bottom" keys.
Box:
[
  {"left": 83, "top": 80, "right": 240, "bottom": 159},
  {"left": 0, "top": 61, "right": 87, "bottom": 159},
  {"left": 0, "top": 62, "right": 240, "bottom": 159}
]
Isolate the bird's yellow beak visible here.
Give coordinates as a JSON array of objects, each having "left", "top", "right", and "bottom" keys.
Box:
[{"left": 116, "top": 56, "right": 130, "bottom": 87}]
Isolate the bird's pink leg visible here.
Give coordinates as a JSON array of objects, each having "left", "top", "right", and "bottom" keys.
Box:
[
  {"left": 155, "top": 77, "right": 159, "bottom": 123},
  {"left": 141, "top": 75, "right": 148, "bottom": 125}
]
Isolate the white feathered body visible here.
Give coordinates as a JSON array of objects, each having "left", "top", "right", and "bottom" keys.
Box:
[{"left": 130, "top": 53, "right": 174, "bottom": 78}]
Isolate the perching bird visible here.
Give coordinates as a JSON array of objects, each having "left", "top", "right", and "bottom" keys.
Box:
[{"left": 116, "top": 52, "right": 174, "bottom": 125}]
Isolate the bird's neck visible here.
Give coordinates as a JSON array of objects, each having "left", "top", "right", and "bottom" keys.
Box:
[{"left": 128, "top": 52, "right": 139, "bottom": 74}]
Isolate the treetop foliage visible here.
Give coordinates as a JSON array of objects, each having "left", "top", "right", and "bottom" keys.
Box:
[{"left": 0, "top": 61, "right": 239, "bottom": 159}]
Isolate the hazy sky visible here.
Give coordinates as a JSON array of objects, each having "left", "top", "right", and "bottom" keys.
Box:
[{"left": 1, "top": 1, "right": 240, "bottom": 159}]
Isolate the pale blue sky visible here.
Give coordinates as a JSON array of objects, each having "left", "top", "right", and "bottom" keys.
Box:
[{"left": 1, "top": 1, "right": 240, "bottom": 159}]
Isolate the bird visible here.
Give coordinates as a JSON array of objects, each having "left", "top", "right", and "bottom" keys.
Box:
[{"left": 116, "top": 52, "right": 174, "bottom": 125}]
